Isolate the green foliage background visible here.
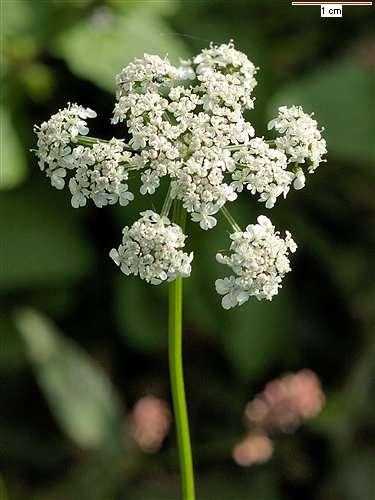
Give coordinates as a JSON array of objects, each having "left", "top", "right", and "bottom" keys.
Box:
[{"left": 1, "top": 1, "right": 374, "bottom": 499}]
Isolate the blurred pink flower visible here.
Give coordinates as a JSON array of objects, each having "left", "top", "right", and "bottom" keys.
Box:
[
  {"left": 130, "top": 396, "right": 171, "bottom": 453},
  {"left": 232, "top": 432, "right": 274, "bottom": 467},
  {"left": 245, "top": 369, "right": 325, "bottom": 433}
]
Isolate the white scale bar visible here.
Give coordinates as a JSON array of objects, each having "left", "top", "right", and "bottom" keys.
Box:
[{"left": 292, "top": 2, "right": 372, "bottom": 4}]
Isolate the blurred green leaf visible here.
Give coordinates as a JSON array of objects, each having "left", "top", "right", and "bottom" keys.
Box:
[
  {"left": 21, "top": 63, "right": 55, "bottom": 102},
  {"left": 2, "top": 0, "right": 34, "bottom": 36},
  {"left": 269, "top": 58, "right": 374, "bottom": 165},
  {"left": 0, "top": 107, "right": 27, "bottom": 190},
  {"left": 0, "top": 187, "right": 94, "bottom": 290},
  {"left": 113, "top": 0, "right": 181, "bottom": 15},
  {"left": 54, "top": 8, "right": 189, "bottom": 93},
  {"left": 115, "top": 276, "right": 167, "bottom": 352},
  {"left": 218, "top": 292, "right": 294, "bottom": 380},
  {"left": 15, "top": 308, "right": 123, "bottom": 449}
]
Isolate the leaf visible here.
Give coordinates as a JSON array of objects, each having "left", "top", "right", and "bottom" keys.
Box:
[
  {"left": 218, "top": 291, "right": 295, "bottom": 380},
  {"left": 54, "top": 8, "right": 189, "bottom": 93},
  {"left": 0, "top": 107, "right": 27, "bottom": 190},
  {"left": 0, "top": 186, "right": 94, "bottom": 290},
  {"left": 269, "top": 58, "right": 374, "bottom": 165},
  {"left": 116, "top": 0, "right": 181, "bottom": 15},
  {"left": 2, "top": 0, "right": 34, "bottom": 36},
  {"left": 15, "top": 308, "right": 123, "bottom": 449}
]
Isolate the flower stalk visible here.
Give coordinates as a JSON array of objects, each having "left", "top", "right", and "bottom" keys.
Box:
[
  {"left": 75, "top": 134, "right": 134, "bottom": 151},
  {"left": 161, "top": 183, "right": 174, "bottom": 217},
  {"left": 169, "top": 201, "right": 195, "bottom": 500},
  {"left": 220, "top": 205, "right": 241, "bottom": 232}
]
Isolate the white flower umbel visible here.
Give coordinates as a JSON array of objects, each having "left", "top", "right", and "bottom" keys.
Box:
[
  {"left": 110, "top": 43, "right": 256, "bottom": 230},
  {"left": 33, "top": 43, "right": 327, "bottom": 293},
  {"left": 193, "top": 41, "right": 258, "bottom": 113},
  {"left": 68, "top": 139, "right": 134, "bottom": 208},
  {"left": 34, "top": 103, "right": 96, "bottom": 186},
  {"left": 114, "top": 53, "right": 180, "bottom": 101},
  {"left": 268, "top": 105, "right": 327, "bottom": 175},
  {"left": 215, "top": 216, "right": 297, "bottom": 308},
  {"left": 109, "top": 211, "right": 193, "bottom": 284},
  {"left": 35, "top": 45, "right": 326, "bottom": 234},
  {"left": 34, "top": 104, "right": 135, "bottom": 208},
  {"left": 231, "top": 138, "right": 294, "bottom": 209}
]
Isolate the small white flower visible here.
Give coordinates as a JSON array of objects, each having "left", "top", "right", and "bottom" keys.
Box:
[
  {"left": 118, "top": 185, "right": 135, "bottom": 206},
  {"left": 140, "top": 169, "right": 160, "bottom": 195},
  {"left": 69, "top": 178, "right": 87, "bottom": 208},
  {"left": 191, "top": 203, "right": 218, "bottom": 230},
  {"left": 78, "top": 107, "right": 97, "bottom": 119},
  {"left": 293, "top": 168, "right": 306, "bottom": 190},
  {"left": 50, "top": 167, "right": 66, "bottom": 190}
]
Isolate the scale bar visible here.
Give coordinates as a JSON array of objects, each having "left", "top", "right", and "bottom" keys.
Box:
[{"left": 292, "top": 2, "right": 372, "bottom": 4}]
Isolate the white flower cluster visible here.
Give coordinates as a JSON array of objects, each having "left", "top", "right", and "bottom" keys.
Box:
[
  {"left": 268, "top": 106, "right": 327, "bottom": 182},
  {"left": 34, "top": 43, "right": 328, "bottom": 302},
  {"left": 34, "top": 103, "right": 95, "bottom": 186},
  {"left": 34, "top": 104, "right": 134, "bottom": 208},
  {"left": 215, "top": 216, "right": 297, "bottom": 309},
  {"left": 111, "top": 42, "right": 257, "bottom": 230},
  {"left": 193, "top": 41, "right": 257, "bottom": 114},
  {"left": 34, "top": 44, "right": 326, "bottom": 227},
  {"left": 231, "top": 138, "right": 294, "bottom": 209},
  {"left": 109, "top": 211, "right": 193, "bottom": 284},
  {"left": 68, "top": 139, "right": 134, "bottom": 208}
]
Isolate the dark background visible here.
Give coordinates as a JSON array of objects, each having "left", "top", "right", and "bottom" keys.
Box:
[{"left": 1, "top": 1, "right": 374, "bottom": 499}]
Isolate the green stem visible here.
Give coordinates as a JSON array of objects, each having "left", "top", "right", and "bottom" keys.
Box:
[
  {"left": 75, "top": 135, "right": 134, "bottom": 151},
  {"left": 220, "top": 205, "right": 242, "bottom": 232},
  {"left": 161, "top": 182, "right": 174, "bottom": 217},
  {"left": 169, "top": 201, "right": 195, "bottom": 500},
  {"left": 224, "top": 139, "right": 275, "bottom": 151},
  {"left": 224, "top": 144, "right": 250, "bottom": 151}
]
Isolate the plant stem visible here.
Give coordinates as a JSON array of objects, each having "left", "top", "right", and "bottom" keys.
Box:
[
  {"left": 224, "top": 144, "right": 250, "bottom": 151},
  {"left": 220, "top": 205, "right": 242, "bottom": 232},
  {"left": 75, "top": 135, "right": 134, "bottom": 151},
  {"left": 161, "top": 182, "right": 174, "bottom": 217},
  {"left": 224, "top": 139, "right": 275, "bottom": 151},
  {"left": 169, "top": 201, "right": 195, "bottom": 500}
]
